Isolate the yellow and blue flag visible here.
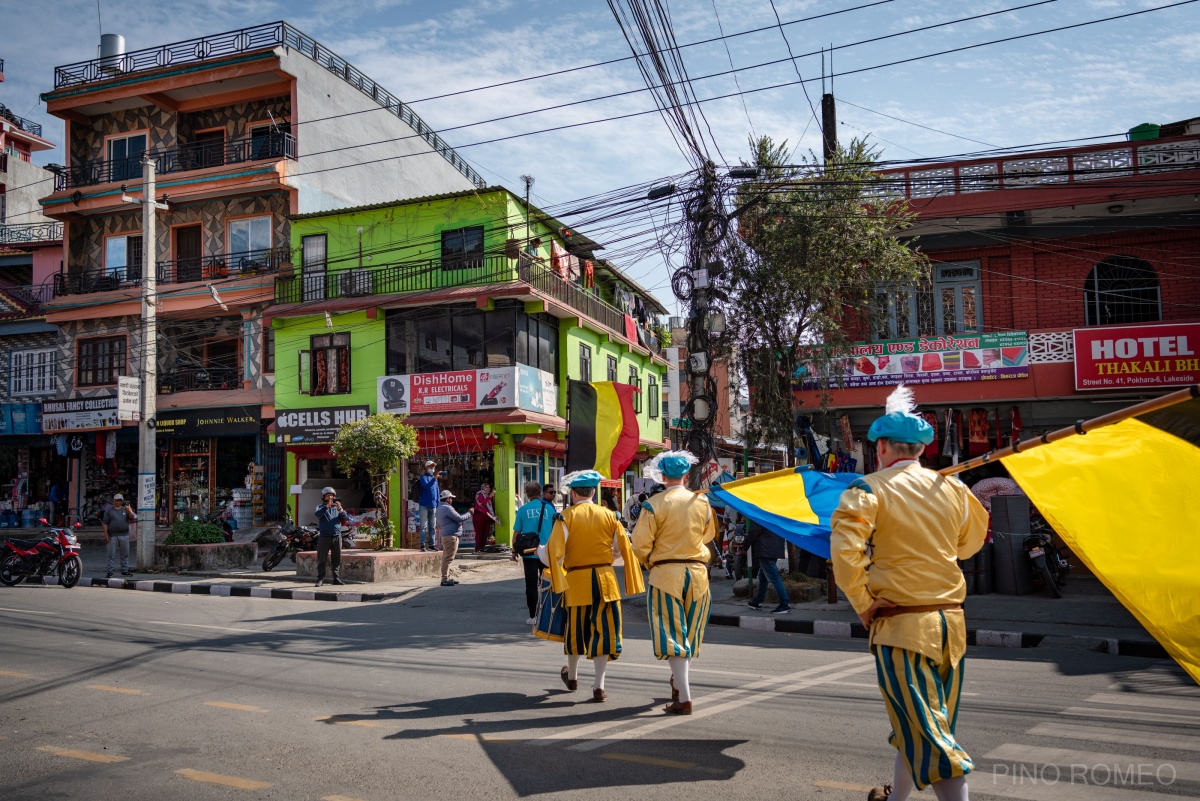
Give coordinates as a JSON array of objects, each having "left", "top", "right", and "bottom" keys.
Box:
[{"left": 709, "top": 466, "right": 861, "bottom": 559}]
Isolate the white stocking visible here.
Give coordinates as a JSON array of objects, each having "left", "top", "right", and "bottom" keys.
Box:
[
  {"left": 566, "top": 654, "right": 582, "bottom": 682},
  {"left": 888, "top": 751, "right": 916, "bottom": 801},
  {"left": 593, "top": 655, "right": 609, "bottom": 690},
  {"left": 931, "top": 776, "right": 968, "bottom": 801},
  {"left": 667, "top": 656, "right": 691, "bottom": 702}
]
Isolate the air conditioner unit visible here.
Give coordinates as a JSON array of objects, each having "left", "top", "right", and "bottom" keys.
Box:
[{"left": 339, "top": 269, "right": 373, "bottom": 297}]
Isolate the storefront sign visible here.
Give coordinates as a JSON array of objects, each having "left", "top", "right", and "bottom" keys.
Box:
[
  {"left": 378, "top": 366, "right": 558, "bottom": 415},
  {"left": 797, "top": 331, "right": 1030, "bottom": 389},
  {"left": 155, "top": 406, "right": 261, "bottom": 436},
  {"left": 274, "top": 405, "right": 369, "bottom": 444},
  {"left": 1074, "top": 322, "right": 1200, "bottom": 391},
  {"left": 42, "top": 394, "right": 120, "bottom": 433},
  {"left": 118, "top": 376, "right": 141, "bottom": 422},
  {"left": 0, "top": 403, "right": 42, "bottom": 435}
]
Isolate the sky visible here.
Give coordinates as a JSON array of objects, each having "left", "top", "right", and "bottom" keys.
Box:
[{"left": 1, "top": 0, "right": 1197, "bottom": 312}]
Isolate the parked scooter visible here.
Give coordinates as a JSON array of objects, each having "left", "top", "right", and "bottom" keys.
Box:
[
  {"left": 0, "top": 518, "right": 84, "bottom": 588},
  {"left": 1026, "top": 513, "right": 1070, "bottom": 598}
]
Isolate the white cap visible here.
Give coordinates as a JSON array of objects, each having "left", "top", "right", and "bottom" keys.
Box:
[
  {"left": 439, "top": 490, "right": 455, "bottom": 500},
  {"left": 112, "top": 493, "right": 125, "bottom": 501}
]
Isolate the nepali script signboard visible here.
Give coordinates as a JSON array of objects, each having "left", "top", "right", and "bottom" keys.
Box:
[
  {"left": 797, "top": 332, "right": 1030, "bottom": 389},
  {"left": 1073, "top": 322, "right": 1200, "bottom": 391}
]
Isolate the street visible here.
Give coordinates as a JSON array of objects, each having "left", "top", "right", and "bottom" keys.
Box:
[{"left": 2, "top": 565, "right": 1197, "bottom": 800}]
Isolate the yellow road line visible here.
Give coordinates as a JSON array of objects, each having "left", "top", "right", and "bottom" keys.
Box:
[
  {"left": 37, "top": 745, "right": 130, "bottom": 764},
  {"left": 86, "top": 684, "right": 142, "bottom": 695},
  {"left": 316, "top": 716, "right": 385, "bottom": 728},
  {"left": 204, "top": 701, "right": 269, "bottom": 713},
  {"left": 0, "top": 670, "right": 33, "bottom": 678},
  {"left": 175, "top": 769, "right": 272, "bottom": 790},
  {"left": 815, "top": 780, "right": 876, "bottom": 792},
  {"left": 438, "top": 733, "right": 523, "bottom": 744}
]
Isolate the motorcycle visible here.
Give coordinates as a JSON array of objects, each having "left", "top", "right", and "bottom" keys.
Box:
[
  {"left": 0, "top": 518, "right": 84, "bottom": 589},
  {"left": 261, "top": 515, "right": 354, "bottom": 571},
  {"left": 1026, "top": 513, "right": 1070, "bottom": 598}
]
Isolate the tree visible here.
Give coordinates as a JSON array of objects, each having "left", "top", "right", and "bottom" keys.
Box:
[
  {"left": 331, "top": 413, "right": 419, "bottom": 550},
  {"left": 724, "top": 135, "right": 926, "bottom": 457}
]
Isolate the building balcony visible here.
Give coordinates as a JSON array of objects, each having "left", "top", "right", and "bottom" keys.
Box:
[
  {"left": 53, "top": 132, "right": 296, "bottom": 191},
  {"left": 0, "top": 103, "right": 42, "bottom": 137},
  {"left": 50, "top": 246, "right": 288, "bottom": 298},
  {"left": 0, "top": 221, "right": 63, "bottom": 245},
  {"left": 159, "top": 366, "right": 241, "bottom": 394}
]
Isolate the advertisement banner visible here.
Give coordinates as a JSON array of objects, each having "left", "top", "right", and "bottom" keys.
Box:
[
  {"left": 0, "top": 403, "right": 42, "bottom": 435},
  {"left": 1073, "top": 322, "right": 1200, "bottom": 391},
  {"left": 378, "top": 366, "right": 558, "bottom": 415},
  {"left": 154, "top": 407, "right": 261, "bottom": 437},
  {"left": 42, "top": 394, "right": 120, "bottom": 433},
  {"left": 274, "top": 405, "right": 370, "bottom": 444},
  {"left": 797, "top": 331, "right": 1030, "bottom": 389}
]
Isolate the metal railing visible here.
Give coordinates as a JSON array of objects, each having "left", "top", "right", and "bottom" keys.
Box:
[
  {"left": 0, "top": 221, "right": 63, "bottom": 245},
  {"left": 0, "top": 282, "right": 53, "bottom": 308},
  {"left": 0, "top": 103, "right": 42, "bottom": 137},
  {"left": 54, "top": 132, "right": 296, "bottom": 191},
  {"left": 51, "top": 245, "right": 288, "bottom": 297},
  {"left": 51, "top": 21, "right": 485, "bottom": 189},
  {"left": 159, "top": 367, "right": 241, "bottom": 393}
]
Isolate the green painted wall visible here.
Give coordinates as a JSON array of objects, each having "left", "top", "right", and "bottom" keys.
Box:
[{"left": 562, "top": 323, "right": 665, "bottom": 440}]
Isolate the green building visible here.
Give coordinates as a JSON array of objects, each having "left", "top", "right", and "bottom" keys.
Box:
[{"left": 269, "top": 186, "right": 670, "bottom": 546}]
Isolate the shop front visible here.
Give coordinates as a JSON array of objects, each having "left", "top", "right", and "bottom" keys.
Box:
[
  {"left": 41, "top": 393, "right": 134, "bottom": 526},
  {"left": 274, "top": 404, "right": 379, "bottom": 528},
  {"left": 0, "top": 403, "right": 66, "bottom": 527},
  {"left": 154, "top": 406, "right": 262, "bottom": 527}
]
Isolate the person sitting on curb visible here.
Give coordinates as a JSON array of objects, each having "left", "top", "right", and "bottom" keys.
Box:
[
  {"left": 745, "top": 520, "right": 792, "bottom": 614},
  {"left": 435, "top": 490, "right": 471, "bottom": 587}
]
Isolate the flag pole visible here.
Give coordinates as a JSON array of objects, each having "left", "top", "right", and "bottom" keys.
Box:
[{"left": 939, "top": 384, "right": 1199, "bottom": 477}]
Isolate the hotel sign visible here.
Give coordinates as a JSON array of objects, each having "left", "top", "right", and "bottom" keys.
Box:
[{"left": 1074, "top": 323, "right": 1200, "bottom": 391}]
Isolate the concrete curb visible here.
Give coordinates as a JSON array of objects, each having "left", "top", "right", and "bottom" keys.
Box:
[
  {"left": 87, "top": 577, "right": 416, "bottom": 603},
  {"left": 707, "top": 613, "right": 1168, "bottom": 659}
]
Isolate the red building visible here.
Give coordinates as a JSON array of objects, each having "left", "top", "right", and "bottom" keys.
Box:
[{"left": 794, "top": 117, "right": 1200, "bottom": 468}]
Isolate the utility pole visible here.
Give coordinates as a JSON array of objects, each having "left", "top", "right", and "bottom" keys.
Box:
[{"left": 685, "top": 161, "right": 721, "bottom": 490}]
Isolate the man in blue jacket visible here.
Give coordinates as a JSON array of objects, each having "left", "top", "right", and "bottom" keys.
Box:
[
  {"left": 511, "top": 481, "right": 558, "bottom": 624},
  {"left": 314, "top": 487, "right": 349, "bottom": 587},
  {"left": 416, "top": 460, "right": 443, "bottom": 551}
]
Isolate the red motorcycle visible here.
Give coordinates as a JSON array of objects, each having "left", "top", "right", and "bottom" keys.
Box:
[
  {"left": 261, "top": 515, "right": 319, "bottom": 572},
  {"left": 0, "top": 518, "right": 84, "bottom": 589}
]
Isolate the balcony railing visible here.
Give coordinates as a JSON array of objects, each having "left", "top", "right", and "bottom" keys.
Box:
[
  {"left": 159, "top": 367, "right": 241, "bottom": 394},
  {"left": 54, "top": 132, "right": 297, "bottom": 191},
  {"left": 51, "top": 21, "right": 484, "bottom": 189},
  {"left": 0, "top": 281, "right": 53, "bottom": 309},
  {"left": 50, "top": 246, "right": 288, "bottom": 298},
  {"left": 0, "top": 103, "right": 42, "bottom": 138},
  {"left": 0, "top": 221, "right": 64, "bottom": 245}
]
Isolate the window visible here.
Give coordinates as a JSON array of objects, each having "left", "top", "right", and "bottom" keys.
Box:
[
  {"left": 104, "top": 234, "right": 143, "bottom": 281},
  {"left": 249, "top": 121, "right": 290, "bottom": 160},
  {"left": 629, "top": 365, "right": 642, "bottom": 413},
  {"left": 263, "top": 327, "right": 275, "bottom": 373},
  {"left": 418, "top": 314, "right": 452, "bottom": 373},
  {"left": 191, "top": 129, "right": 225, "bottom": 169},
  {"left": 385, "top": 302, "right": 557, "bottom": 378},
  {"left": 311, "top": 333, "right": 350, "bottom": 395},
  {"left": 106, "top": 133, "right": 147, "bottom": 183},
  {"left": 301, "top": 234, "right": 327, "bottom": 301},
  {"left": 77, "top": 336, "right": 125, "bottom": 387},
  {"left": 648, "top": 374, "right": 659, "bottom": 419},
  {"left": 441, "top": 226, "right": 484, "bottom": 270},
  {"left": 1085, "top": 257, "right": 1160, "bottom": 326},
  {"left": 607, "top": 355, "right": 618, "bottom": 382},
  {"left": 579, "top": 344, "right": 592, "bottom": 382},
  {"left": 9, "top": 348, "right": 55, "bottom": 396},
  {"left": 229, "top": 216, "right": 272, "bottom": 257},
  {"left": 875, "top": 261, "right": 982, "bottom": 339}
]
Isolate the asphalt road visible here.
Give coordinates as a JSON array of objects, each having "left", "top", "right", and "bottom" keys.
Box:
[{"left": 2, "top": 566, "right": 1198, "bottom": 801}]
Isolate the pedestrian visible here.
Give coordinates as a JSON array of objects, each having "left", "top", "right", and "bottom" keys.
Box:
[
  {"left": 545, "top": 470, "right": 644, "bottom": 703},
  {"left": 472, "top": 482, "right": 497, "bottom": 554},
  {"left": 511, "top": 481, "right": 556, "bottom": 624},
  {"left": 745, "top": 520, "right": 791, "bottom": 614},
  {"left": 627, "top": 492, "right": 646, "bottom": 527},
  {"left": 830, "top": 385, "right": 987, "bottom": 801},
  {"left": 102, "top": 493, "right": 135, "bottom": 579},
  {"left": 436, "top": 489, "right": 471, "bottom": 587},
  {"left": 416, "top": 460, "right": 442, "bottom": 552},
  {"left": 631, "top": 450, "right": 718, "bottom": 715},
  {"left": 314, "top": 487, "right": 348, "bottom": 587}
]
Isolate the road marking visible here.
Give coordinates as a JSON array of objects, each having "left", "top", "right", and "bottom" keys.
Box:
[
  {"left": 986, "top": 742, "right": 1200, "bottom": 783},
  {"left": 316, "top": 716, "right": 385, "bottom": 728},
  {"left": 148, "top": 620, "right": 344, "bottom": 641},
  {"left": 0, "top": 607, "right": 53, "bottom": 615},
  {"left": 86, "top": 684, "right": 142, "bottom": 695},
  {"left": 1063, "top": 706, "right": 1200, "bottom": 727},
  {"left": 175, "top": 769, "right": 272, "bottom": 790},
  {"left": 1085, "top": 692, "right": 1200, "bottom": 714},
  {"left": 0, "top": 670, "right": 33, "bottom": 678},
  {"left": 814, "top": 780, "right": 875, "bottom": 792},
  {"left": 968, "top": 771, "right": 1171, "bottom": 800},
  {"left": 601, "top": 752, "right": 702, "bottom": 771},
  {"left": 204, "top": 701, "right": 269, "bottom": 713},
  {"left": 37, "top": 745, "right": 130, "bottom": 763},
  {"left": 1028, "top": 722, "right": 1200, "bottom": 752},
  {"left": 438, "top": 733, "right": 524, "bottom": 744}
]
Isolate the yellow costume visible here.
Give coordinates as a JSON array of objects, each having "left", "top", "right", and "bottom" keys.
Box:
[
  {"left": 831, "top": 459, "right": 988, "bottom": 790},
  {"left": 547, "top": 501, "right": 644, "bottom": 659},
  {"left": 631, "top": 486, "right": 718, "bottom": 659}
]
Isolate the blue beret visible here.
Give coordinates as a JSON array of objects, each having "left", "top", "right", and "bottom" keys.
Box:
[
  {"left": 867, "top": 412, "right": 934, "bottom": 445},
  {"left": 659, "top": 455, "right": 694, "bottom": 478},
  {"left": 565, "top": 470, "right": 604, "bottom": 488}
]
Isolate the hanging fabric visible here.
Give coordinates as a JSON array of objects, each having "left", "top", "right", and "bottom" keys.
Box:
[
  {"left": 95, "top": 432, "right": 107, "bottom": 465},
  {"left": 550, "top": 241, "right": 569, "bottom": 280},
  {"left": 582, "top": 259, "right": 595, "bottom": 288},
  {"left": 921, "top": 411, "right": 940, "bottom": 460},
  {"left": 993, "top": 407, "right": 1005, "bottom": 450},
  {"left": 967, "top": 408, "right": 990, "bottom": 456},
  {"left": 105, "top": 430, "right": 117, "bottom": 459},
  {"left": 1011, "top": 406, "right": 1024, "bottom": 445}
]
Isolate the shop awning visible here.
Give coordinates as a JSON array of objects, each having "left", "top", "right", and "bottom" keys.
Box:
[{"left": 404, "top": 408, "right": 566, "bottom": 431}]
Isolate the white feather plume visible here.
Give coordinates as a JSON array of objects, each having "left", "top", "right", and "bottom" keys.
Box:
[{"left": 884, "top": 383, "right": 917, "bottom": 415}]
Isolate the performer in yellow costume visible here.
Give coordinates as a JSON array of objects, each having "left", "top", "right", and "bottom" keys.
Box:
[
  {"left": 831, "top": 386, "right": 988, "bottom": 801},
  {"left": 546, "top": 470, "right": 644, "bottom": 703},
  {"left": 631, "top": 450, "right": 718, "bottom": 715}
]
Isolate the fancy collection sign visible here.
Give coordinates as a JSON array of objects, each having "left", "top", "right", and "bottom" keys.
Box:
[
  {"left": 42, "top": 394, "right": 120, "bottom": 432},
  {"left": 1073, "top": 323, "right": 1200, "bottom": 391}
]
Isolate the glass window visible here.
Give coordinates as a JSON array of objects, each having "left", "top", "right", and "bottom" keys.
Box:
[
  {"left": 77, "top": 336, "right": 125, "bottom": 387},
  {"left": 484, "top": 308, "right": 514, "bottom": 367},
  {"left": 1085, "top": 257, "right": 1160, "bottom": 326},
  {"left": 629, "top": 365, "right": 642, "bottom": 413},
  {"left": 607, "top": 355, "right": 618, "bottom": 382},
  {"left": 452, "top": 312, "right": 484, "bottom": 369},
  {"left": 515, "top": 314, "right": 529, "bottom": 366},
  {"left": 311, "top": 333, "right": 350, "bottom": 395},
  {"left": 648, "top": 374, "right": 659, "bottom": 419},
  {"left": 386, "top": 313, "right": 409, "bottom": 375},
  {"left": 545, "top": 320, "right": 558, "bottom": 378},
  {"left": 263, "top": 327, "right": 275, "bottom": 373},
  {"left": 579, "top": 343, "right": 592, "bottom": 382},
  {"left": 417, "top": 314, "right": 452, "bottom": 373},
  {"left": 9, "top": 348, "right": 55, "bottom": 396},
  {"left": 106, "top": 133, "right": 146, "bottom": 183},
  {"left": 441, "top": 226, "right": 484, "bottom": 270},
  {"left": 104, "top": 234, "right": 143, "bottom": 281},
  {"left": 301, "top": 234, "right": 327, "bottom": 302},
  {"left": 876, "top": 262, "right": 982, "bottom": 338},
  {"left": 229, "top": 216, "right": 272, "bottom": 256}
]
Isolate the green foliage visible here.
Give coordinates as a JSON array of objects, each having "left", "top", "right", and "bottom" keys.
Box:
[
  {"left": 651, "top": 322, "right": 672, "bottom": 347},
  {"left": 725, "top": 135, "right": 927, "bottom": 451},
  {"left": 165, "top": 519, "right": 225, "bottom": 545},
  {"left": 331, "top": 413, "right": 418, "bottom": 549}
]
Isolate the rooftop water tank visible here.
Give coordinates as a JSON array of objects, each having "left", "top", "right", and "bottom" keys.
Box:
[{"left": 99, "top": 33, "right": 126, "bottom": 75}]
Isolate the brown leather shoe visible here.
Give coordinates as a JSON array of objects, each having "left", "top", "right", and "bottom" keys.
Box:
[
  {"left": 560, "top": 666, "right": 577, "bottom": 692},
  {"left": 670, "top": 675, "right": 680, "bottom": 703},
  {"left": 663, "top": 700, "right": 692, "bottom": 715},
  {"left": 592, "top": 688, "right": 607, "bottom": 703},
  {"left": 866, "top": 785, "right": 892, "bottom": 801}
]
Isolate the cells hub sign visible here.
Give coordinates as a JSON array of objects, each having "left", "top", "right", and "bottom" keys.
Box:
[{"left": 1074, "top": 323, "right": 1200, "bottom": 391}]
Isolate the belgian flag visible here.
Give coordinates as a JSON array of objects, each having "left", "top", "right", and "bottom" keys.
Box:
[{"left": 566, "top": 380, "right": 640, "bottom": 478}]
